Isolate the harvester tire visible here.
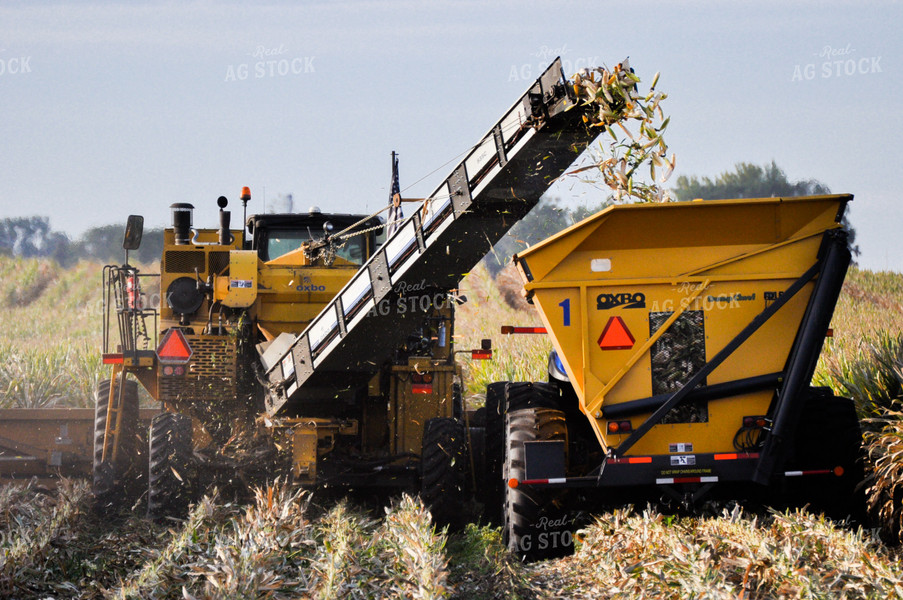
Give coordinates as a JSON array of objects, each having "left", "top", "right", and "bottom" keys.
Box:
[
  {"left": 93, "top": 378, "right": 144, "bottom": 513},
  {"left": 481, "top": 382, "right": 508, "bottom": 524},
  {"left": 421, "top": 417, "right": 467, "bottom": 529},
  {"left": 504, "top": 407, "right": 569, "bottom": 562},
  {"left": 148, "top": 411, "right": 195, "bottom": 519}
]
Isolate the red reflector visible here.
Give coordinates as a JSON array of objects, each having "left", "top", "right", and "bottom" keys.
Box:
[
  {"left": 826, "top": 328, "right": 834, "bottom": 338},
  {"left": 471, "top": 350, "right": 492, "bottom": 360},
  {"left": 412, "top": 383, "right": 433, "bottom": 394},
  {"left": 102, "top": 353, "right": 124, "bottom": 364},
  {"left": 610, "top": 456, "right": 652, "bottom": 465},
  {"left": 715, "top": 452, "right": 759, "bottom": 461},
  {"left": 156, "top": 329, "right": 193, "bottom": 364},
  {"left": 833, "top": 466, "right": 844, "bottom": 477},
  {"left": 598, "top": 316, "right": 635, "bottom": 350},
  {"left": 501, "top": 326, "right": 547, "bottom": 335}
]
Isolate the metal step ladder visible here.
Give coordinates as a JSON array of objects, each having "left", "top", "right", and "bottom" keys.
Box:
[{"left": 265, "top": 58, "right": 597, "bottom": 416}]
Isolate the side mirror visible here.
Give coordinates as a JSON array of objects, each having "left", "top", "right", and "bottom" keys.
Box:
[{"left": 123, "top": 215, "right": 144, "bottom": 250}]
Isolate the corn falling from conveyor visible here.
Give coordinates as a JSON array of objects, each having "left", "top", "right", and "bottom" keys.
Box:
[{"left": 264, "top": 58, "right": 597, "bottom": 416}]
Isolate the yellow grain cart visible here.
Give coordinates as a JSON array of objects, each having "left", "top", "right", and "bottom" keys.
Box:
[{"left": 500, "top": 194, "right": 858, "bottom": 560}]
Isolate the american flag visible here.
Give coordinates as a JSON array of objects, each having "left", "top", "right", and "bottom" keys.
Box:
[{"left": 387, "top": 151, "right": 403, "bottom": 235}]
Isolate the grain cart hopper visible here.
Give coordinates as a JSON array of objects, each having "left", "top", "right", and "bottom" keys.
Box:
[
  {"left": 498, "top": 194, "right": 859, "bottom": 559},
  {"left": 95, "top": 58, "right": 599, "bottom": 522}
]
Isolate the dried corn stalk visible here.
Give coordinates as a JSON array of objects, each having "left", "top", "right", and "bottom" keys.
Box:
[{"left": 568, "top": 60, "right": 675, "bottom": 204}]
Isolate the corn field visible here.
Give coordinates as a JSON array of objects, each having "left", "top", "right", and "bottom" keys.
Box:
[
  {"left": 3, "top": 256, "right": 903, "bottom": 597},
  {"left": 2, "top": 479, "right": 903, "bottom": 599}
]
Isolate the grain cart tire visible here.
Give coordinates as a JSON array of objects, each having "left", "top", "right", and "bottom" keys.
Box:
[
  {"left": 790, "top": 388, "right": 865, "bottom": 521},
  {"left": 148, "top": 412, "right": 195, "bottom": 519},
  {"left": 504, "top": 407, "right": 569, "bottom": 562},
  {"left": 93, "top": 378, "right": 144, "bottom": 513},
  {"left": 421, "top": 417, "right": 468, "bottom": 529},
  {"left": 505, "top": 381, "right": 560, "bottom": 412}
]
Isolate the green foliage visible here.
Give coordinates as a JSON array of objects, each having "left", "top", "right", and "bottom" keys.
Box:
[
  {"left": 0, "top": 342, "right": 103, "bottom": 408},
  {"left": 673, "top": 161, "right": 829, "bottom": 201},
  {"left": 0, "top": 217, "right": 163, "bottom": 265},
  {"left": 820, "top": 331, "right": 903, "bottom": 419},
  {"left": 446, "top": 524, "right": 534, "bottom": 599},
  {"left": 862, "top": 410, "right": 903, "bottom": 542},
  {"left": 672, "top": 161, "right": 859, "bottom": 255}
]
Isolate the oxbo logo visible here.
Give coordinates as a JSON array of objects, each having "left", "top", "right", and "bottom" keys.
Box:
[
  {"left": 297, "top": 284, "right": 326, "bottom": 292},
  {"left": 597, "top": 292, "right": 646, "bottom": 310}
]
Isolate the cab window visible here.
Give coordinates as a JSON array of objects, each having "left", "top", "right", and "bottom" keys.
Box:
[{"left": 265, "top": 229, "right": 367, "bottom": 265}]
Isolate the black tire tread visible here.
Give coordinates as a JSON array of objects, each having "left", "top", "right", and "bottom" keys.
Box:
[
  {"left": 421, "top": 417, "right": 467, "bottom": 528},
  {"left": 504, "top": 407, "right": 568, "bottom": 561},
  {"left": 147, "top": 411, "right": 195, "bottom": 519},
  {"left": 93, "top": 378, "right": 143, "bottom": 513}
]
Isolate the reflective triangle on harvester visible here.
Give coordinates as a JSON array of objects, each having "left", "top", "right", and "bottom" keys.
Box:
[
  {"left": 597, "top": 316, "right": 635, "bottom": 350},
  {"left": 157, "top": 328, "right": 193, "bottom": 363}
]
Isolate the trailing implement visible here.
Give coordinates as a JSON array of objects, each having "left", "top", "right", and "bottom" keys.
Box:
[{"left": 494, "top": 194, "right": 861, "bottom": 559}]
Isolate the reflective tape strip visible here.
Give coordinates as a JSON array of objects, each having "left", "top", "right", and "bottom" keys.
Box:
[
  {"left": 656, "top": 476, "right": 718, "bottom": 485},
  {"left": 785, "top": 469, "right": 832, "bottom": 477},
  {"left": 519, "top": 478, "right": 567, "bottom": 486}
]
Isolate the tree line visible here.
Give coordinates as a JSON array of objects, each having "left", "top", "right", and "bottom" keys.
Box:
[
  {"left": 483, "top": 161, "right": 858, "bottom": 274},
  {"left": 0, "top": 218, "right": 164, "bottom": 265},
  {"left": 1, "top": 162, "right": 857, "bottom": 268}
]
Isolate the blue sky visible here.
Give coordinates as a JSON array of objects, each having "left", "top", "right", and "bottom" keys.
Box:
[{"left": 1, "top": 1, "right": 899, "bottom": 271}]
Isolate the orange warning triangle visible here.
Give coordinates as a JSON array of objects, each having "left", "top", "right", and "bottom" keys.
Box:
[
  {"left": 156, "top": 329, "right": 193, "bottom": 363},
  {"left": 597, "top": 316, "right": 635, "bottom": 350}
]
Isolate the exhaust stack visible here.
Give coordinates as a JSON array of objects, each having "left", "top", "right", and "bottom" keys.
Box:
[{"left": 170, "top": 203, "right": 194, "bottom": 245}]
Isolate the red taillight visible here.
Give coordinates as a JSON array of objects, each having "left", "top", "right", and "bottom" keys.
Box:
[
  {"left": 607, "top": 420, "right": 632, "bottom": 434},
  {"left": 471, "top": 349, "right": 492, "bottom": 360}
]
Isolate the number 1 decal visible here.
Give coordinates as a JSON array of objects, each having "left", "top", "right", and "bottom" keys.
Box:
[{"left": 559, "top": 298, "right": 571, "bottom": 326}]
